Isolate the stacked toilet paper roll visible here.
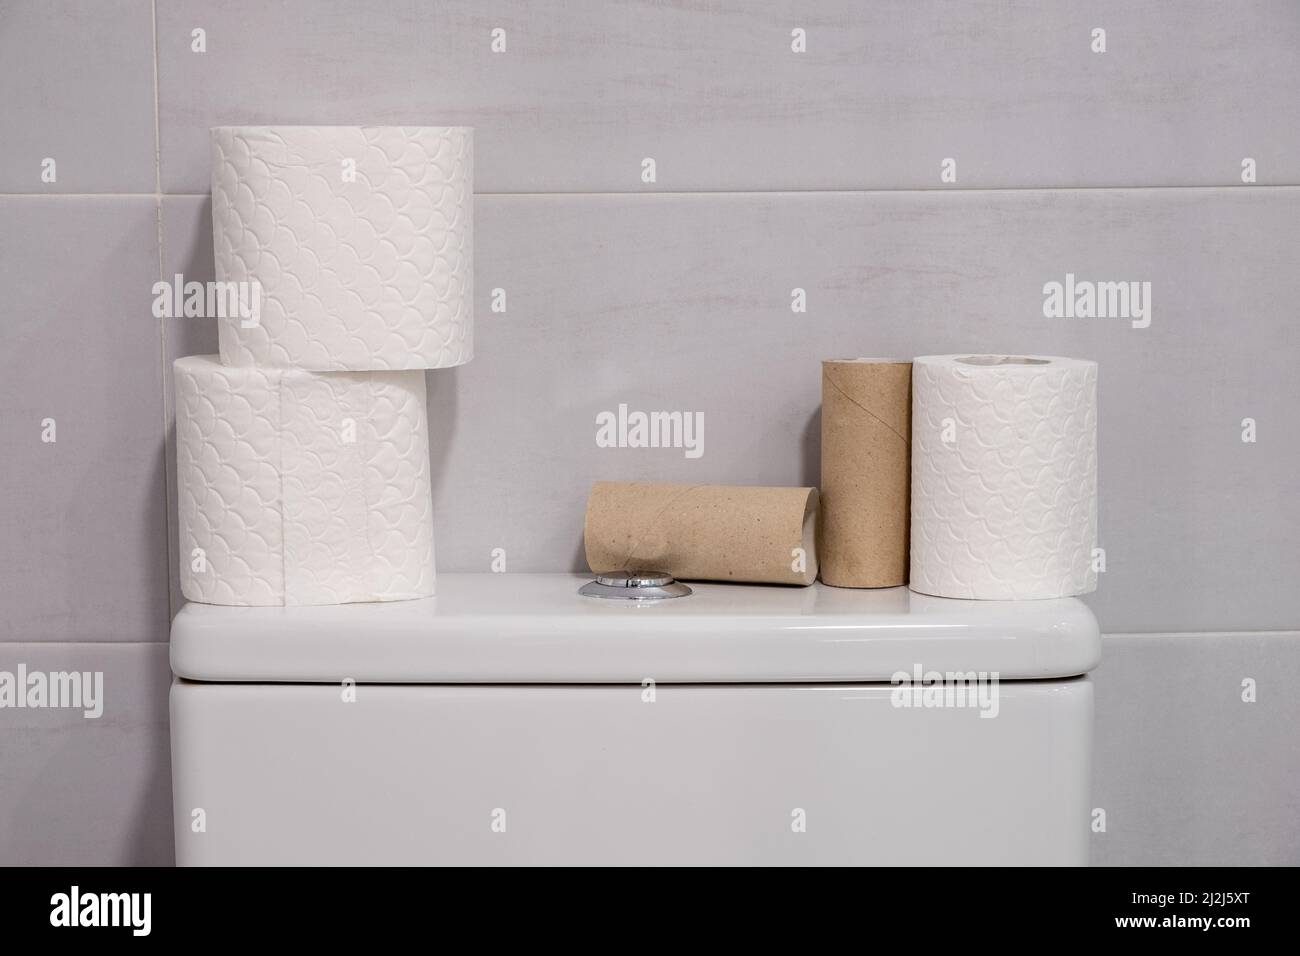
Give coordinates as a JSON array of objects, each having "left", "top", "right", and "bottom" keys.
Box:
[
  {"left": 175, "top": 356, "right": 435, "bottom": 607},
  {"left": 819, "top": 359, "right": 911, "bottom": 588},
  {"left": 211, "top": 126, "right": 473, "bottom": 370},
  {"left": 175, "top": 126, "right": 470, "bottom": 607},
  {"left": 585, "top": 482, "right": 819, "bottom": 586},
  {"left": 910, "top": 355, "right": 1098, "bottom": 600}
]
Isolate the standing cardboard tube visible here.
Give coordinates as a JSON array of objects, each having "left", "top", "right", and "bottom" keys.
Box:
[
  {"left": 819, "top": 359, "right": 912, "bottom": 588},
  {"left": 584, "top": 482, "right": 819, "bottom": 586}
]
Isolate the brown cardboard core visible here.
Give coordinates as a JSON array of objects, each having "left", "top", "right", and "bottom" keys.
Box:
[
  {"left": 584, "top": 481, "right": 820, "bottom": 586},
  {"left": 955, "top": 355, "right": 1051, "bottom": 366},
  {"left": 819, "top": 359, "right": 911, "bottom": 589}
]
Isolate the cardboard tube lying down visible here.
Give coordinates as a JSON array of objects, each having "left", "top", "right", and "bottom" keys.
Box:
[{"left": 584, "top": 481, "right": 819, "bottom": 586}]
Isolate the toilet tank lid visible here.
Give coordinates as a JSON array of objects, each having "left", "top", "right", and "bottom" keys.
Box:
[{"left": 170, "top": 573, "right": 1101, "bottom": 683}]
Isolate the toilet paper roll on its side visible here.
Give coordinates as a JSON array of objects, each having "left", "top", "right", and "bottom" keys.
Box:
[
  {"left": 211, "top": 125, "right": 472, "bottom": 370},
  {"left": 584, "top": 482, "right": 819, "bottom": 586},
  {"left": 910, "top": 354, "right": 1098, "bottom": 600},
  {"left": 819, "top": 359, "right": 911, "bottom": 588},
  {"left": 174, "top": 355, "right": 436, "bottom": 606}
]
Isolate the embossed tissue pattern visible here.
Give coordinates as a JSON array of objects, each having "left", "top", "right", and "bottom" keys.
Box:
[
  {"left": 910, "top": 358, "right": 1098, "bottom": 600},
  {"left": 175, "top": 356, "right": 435, "bottom": 606},
  {"left": 211, "top": 126, "right": 473, "bottom": 370}
]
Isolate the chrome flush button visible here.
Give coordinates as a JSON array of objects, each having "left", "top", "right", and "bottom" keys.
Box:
[{"left": 579, "top": 570, "right": 692, "bottom": 600}]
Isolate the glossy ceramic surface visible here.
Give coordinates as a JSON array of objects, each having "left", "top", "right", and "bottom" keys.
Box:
[{"left": 171, "top": 573, "right": 1101, "bottom": 683}]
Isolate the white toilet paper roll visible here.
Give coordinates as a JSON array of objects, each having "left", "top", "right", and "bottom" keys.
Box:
[
  {"left": 211, "top": 125, "right": 472, "bottom": 370},
  {"left": 910, "top": 355, "right": 1098, "bottom": 600},
  {"left": 174, "top": 355, "right": 436, "bottom": 606}
]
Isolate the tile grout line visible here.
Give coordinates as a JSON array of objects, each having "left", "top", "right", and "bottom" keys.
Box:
[
  {"left": 1, "top": 631, "right": 1296, "bottom": 651},
  {"left": 1103, "top": 631, "right": 1300, "bottom": 639},
  {"left": 4, "top": 184, "right": 1300, "bottom": 200},
  {"left": 0, "top": 642, "right": 174, "bottom": 649},
  {"left": 0, "top": 192, "right": 198, "bottom": 198},
  {"left": 477, "top": 184, "right": 1300, "bottom": 197},
  {"left": 150, "top": 0, "right": 162, "bottom": 199},
  {"left": 149, "top": 0, "right": 176, "bottom": 631}
]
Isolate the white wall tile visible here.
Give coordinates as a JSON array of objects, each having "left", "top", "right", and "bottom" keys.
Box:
[
  {"left": 0, "top": 0, "right": 156, "bottom": 193},
  {"left": 0, "top": 198, "right": 169, "bottom": 641},
  {"left": 156, "top": 0, "right": 1300, "bottom": 193},
  {"left": 1092, "top": 632, "right": 1300, "bottom": 866},
  {"left": 162, "top": 187, "right": 1300, "bottom": 633},
  {"left": 0, "top": 643, "right": 173, "bottom": 866}
]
